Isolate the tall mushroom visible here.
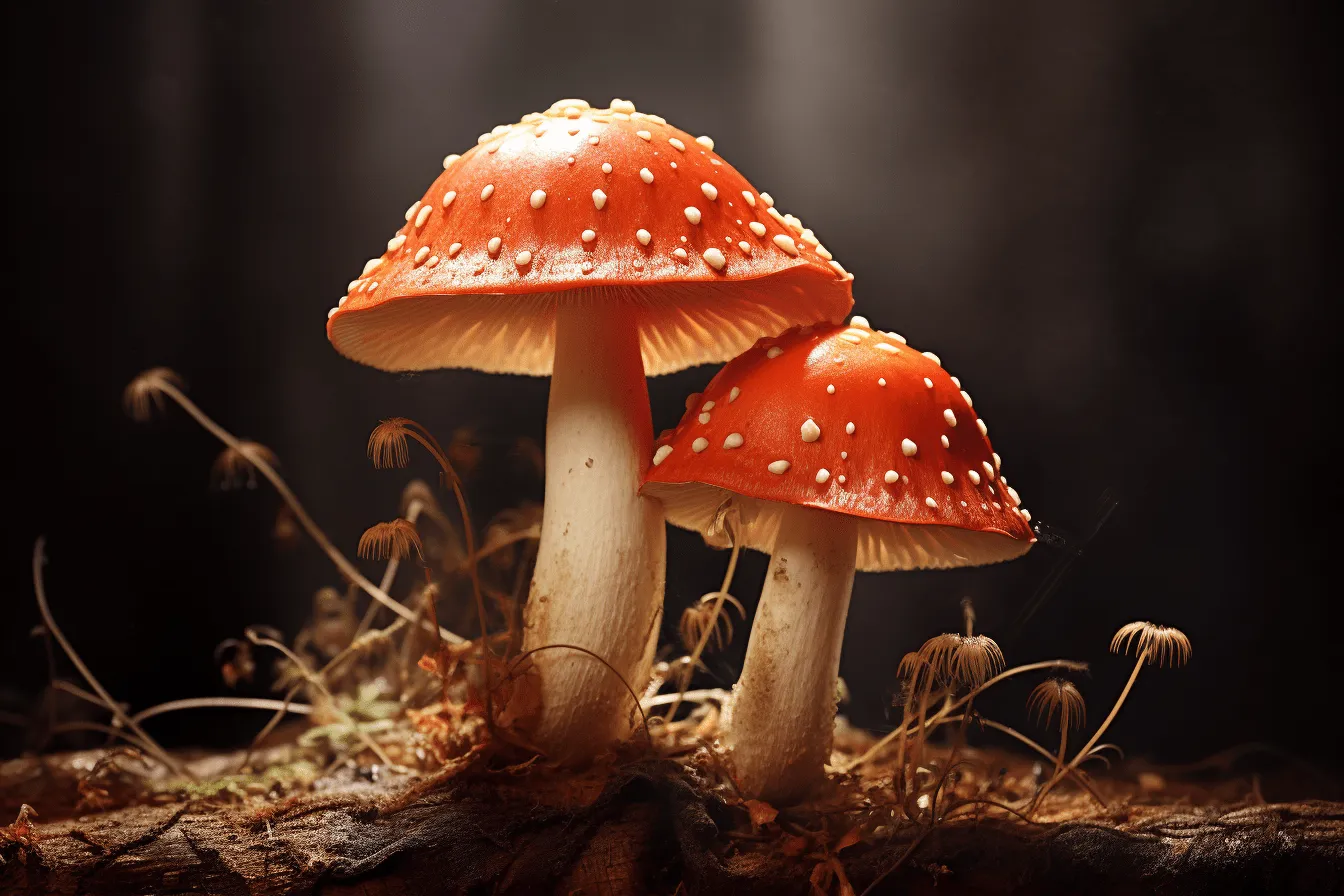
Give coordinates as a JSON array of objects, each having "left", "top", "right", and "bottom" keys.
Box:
[
  {"left": 641, "top": 317, "right": 1034, "bottom": 801},
  {"left": 327, "top": 99, "right": 853, "bottom": 760}
]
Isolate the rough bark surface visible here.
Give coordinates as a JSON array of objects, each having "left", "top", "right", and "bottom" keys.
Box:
[{"left": 4, "top": 755, "right": 1341, "bottom": 895}]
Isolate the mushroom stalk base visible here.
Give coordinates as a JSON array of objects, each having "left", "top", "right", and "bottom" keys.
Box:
[
  {"left": 727, "top": 503, "right": 857, "bottom": 803},
  {"left": 521, "top": 300, "right": 666, "bottom": 761}
]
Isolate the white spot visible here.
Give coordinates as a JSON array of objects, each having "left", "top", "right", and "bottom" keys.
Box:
[
  {"left": 723, "top": 433, "right": 744, "bottom": 449},
  {"left": 969, "top": 470, "right": 982, "bottom": 485},
  {"left": 636, "top": 229, "right": 651, "bottom": 245},
  {"left": 826, "top": 384, "right": 836, "bottom": 394},
  {"left": 515, "top": 250, "right": 532, "bottom": 268},
  {"left": 611, "top": 99, "right": 636, "bottom": 114},
  {"left": 816, "top": 245, "right": 833, "bottom": 260},
  {"left": 1021, "top": 508, "right": 1032, "bottom": 522},
  {"left": 415, "top": 204, "right": 433, "bottom": 229},
  {"left": 902, "top": 439, "right": 918, "bottom": 457},
  {"left": 729, "top": 387, "right": 741, "bottom": 402},
  {"left": 387, "top": 234, "right": 406, "bottom": 252},
  {"left": 692, "top": 437, "right": 709, "bottom": 453},
  {"left": 875, "top": 343, "right": 900, "bottom": 354},
  {"left": 749, "top": 221, "right": 767, "bottom": 237},
  {"left": 669, "top": 137, "right": 686, "bottom": 151},
  {"left": 766, "top": 346, "right": 783, "bottom": 359},
  {"left": 1007, "top": 486, "right": 1022, "bottom": 506},
  {"left": 442, "top": 153, "right": 461, "bottom": 169},
  {"left": 405, "top": 200, "right": 421, "bottom": 222},
  {"left": 773, "top": 234, "right": 799, "bottom": 256},
  {"left": 427, "top": 255, "right": 439, "bottom": 268},
  {"left": 636, "top": 130, "right": 651, "bottom": 141},
  {"left": 448, "top": 242, "right": 462, "bottom": 257},
  {"left": 845, "top": 422, "right": 855, "bottom": 435},
  {"left": 602, "top": 162, "right": 613, "bottom": 174},
  {"left": 838, "top": 475, "right": 847, "bottom": 485},
  {"left": 698, "top": 412, "right": 711, "bottom": 424},
  {"left": 703, "top": 247, "right": 726, "bottom": 270},
  {"left": 983, "top": 461, "right": 996, "bottom": 480},
  {"left": 878, "top": 377, "right": 887, "bottom": 386},
  {"left": 640, "top": 167, "right": 654, "bottom": 183},
  {"left": 815, "top": 468, "right": 831, "bottom": 484},
  {"left": 672, "top": 247, "right": 688, "bottom": 260},
  {"left": 924, "top": 378, "right": 934, "bottom": 389},
  {"left": 840, "top": 333, "right": 862, "bottom": 344},
  {"left": 582, "top": 229, "right": 596, "bottom": 243},
  {"left": 362, "top": 258, "right": 383, "bottom": 275},
  {"left": 884, "top": 470, "right": 899, "bottom": 484},
  {"left": 327, "top": 307, "right": 337, "bottom": 319},
  {"left": 684, "top": 207, "right": 702, "bottom": 225},
  {"left": 414, "top": 246, "right": 430, "bottom": 265},
  {"left": 993, "top": 452, "right": 1002, "bottom": 469},
  {"left": 940, "top": 471, "right": 954, "bottom": 485},
  {"left": 487, "top": 237, "right": 502, "bottom": 256},
  {"left": 952, "top": 377, "right": 962, "bottom": 388},
  {"left": 738, "top": 241, "right": 751, "bottom": 254},
  {"left": 702, "top": 400, "right": 716, "bottom": 411},
  {"left": 480, "top": 184, "right": 495, "bottom": 201},
  {"left": 941, "top": 435, "right": 950, "bottom": 449},
  {"left": 887, "top": 332, "right": 907, "bottom": 344},
  {"left": 925, "top": 497, "right": 939, "bottom": 508},
  {"left": 768, "top": 460, "right": 791, "bottom": 475},
  {"left": 696, "top": 135, "right": 715, "bottom": 149},
  {"left": 701, "top": 182, "right": 718, "bottom": 201},
  {"left": 840, "top": 451, "right": 848, "bottom": 460},
  {"left": 961, "top": 390, "right": 974, "bottom": 408},
  {"left": 922, "top": 351, "right": 942, "bottom": 366},
  {"left": 530, "top": 190, "right": 547, "bottom": 209},
  {"left": 592, "top": 189, "right": 607, "bottom": 210},
  {"left": 977, "top": 419, "right": 988, "bottom": 436},
  {"left": 741, "top": 191, "right": 756, "bottom": 208},
  {"left": 442, "top": 190, "right": 457, "bottom": 208},
  {"left": 800, "top": 419, "right": 821, "bottom": 442},
  {"left": 759, "top": 192, "right": 775, "bottom": 207},
  {"left": 850, "top": 315, "right": 869, "bottom": 328},
  {"left": 653, "top": 445, "right": 673, "bottom": 465}
]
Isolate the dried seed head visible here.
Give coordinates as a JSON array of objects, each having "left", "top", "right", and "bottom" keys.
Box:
[
  {"left": 678, "top": 591, "right": 746, "bottom": 651},
  {"left": 1027, "top": 678, "right": 1086, "bottom": 731},
  {"left": 1110, "top": 622, "right": 1192, "bottom": 667},
  {"left": 918, "top": 632, "right": 1005, "bottom": 689},
  {"left": 211, "top": 441, "right": 277, "bottom": 490},
  {"left": 368, "top": 419, "right": 413, "bottom": 469},
  {"left": 123, "top": 367, "right": 185, "bottom": 421},
  {"left": 357, "top": 518, "right": 424, "bottom": 562}
]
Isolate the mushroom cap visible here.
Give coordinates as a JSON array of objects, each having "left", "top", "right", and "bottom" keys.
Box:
[
  {"left": 640, "top": 319, "right": 1035, "bottom": 571},
  {"left": 327, "top": 98, "right": 853, "bottom": 375}
]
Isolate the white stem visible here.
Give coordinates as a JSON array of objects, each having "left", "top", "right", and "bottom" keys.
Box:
[
  {"left": 727, "top": 504, "right": 857, "bottom": 803},
  {"left": 521, "top": 300, "right": 666, "bottom": 760}
]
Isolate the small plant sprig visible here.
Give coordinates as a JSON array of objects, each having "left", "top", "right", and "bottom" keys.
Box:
[
  {"left": 1032, "top": 622, "right": 1190, "bottom": 808},
  {"left": 124, "top": 369, "right": 462, "bottom": 646},
  {"left": 1026, "top": 678, "right": 1086, "bottom": 782}
]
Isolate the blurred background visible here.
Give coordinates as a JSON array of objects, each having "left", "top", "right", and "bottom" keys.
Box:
[{"left": 2, "top": 1, "right": 1336, "bottom": 776}]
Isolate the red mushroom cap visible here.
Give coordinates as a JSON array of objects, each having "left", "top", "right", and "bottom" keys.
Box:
[
  {"left": 641, "top": 318, "right": 1035, "bottom": 571},
  {"left": 327, "top": 98, "right": 853, "bottom": 375}
]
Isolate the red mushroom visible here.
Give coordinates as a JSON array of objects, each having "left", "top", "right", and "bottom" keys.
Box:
[
  {"left": 327, "top": 98, "right": 853, "bottom": 760},
  {"left": 641, "top": 317, "right": 1034, "bottom": 801}
]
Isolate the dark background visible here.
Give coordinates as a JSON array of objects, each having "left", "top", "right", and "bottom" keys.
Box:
[{"left": 3, "top": 1, "right": 1337, "bottom": 774}]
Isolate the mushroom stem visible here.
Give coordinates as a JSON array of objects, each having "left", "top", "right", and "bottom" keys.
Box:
[
  {"left": 521, "top": 300, "right": 666, "bottom": 760},
  {"left": 727, "top": 504, "right": 857, "bottom": 803}
]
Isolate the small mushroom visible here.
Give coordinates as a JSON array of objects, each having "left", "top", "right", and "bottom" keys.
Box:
[
  {"left": 642, "top": 317, "right": 1033, "bottom": 802},
  {"left": 328, "top": 98, "right": 853, "bottom": 760}
]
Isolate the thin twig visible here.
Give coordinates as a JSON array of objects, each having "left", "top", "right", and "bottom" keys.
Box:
[
  {"left": 663, "top": 539, "right": 742, "bottom": 722},
  {"left": 31, "top": 539, "right": 186, "bottom": 776},
  {"left": 130, "top": 697, "right": 314, "bottom": 724}
]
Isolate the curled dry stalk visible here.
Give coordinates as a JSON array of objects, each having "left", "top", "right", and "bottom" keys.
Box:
[
  {"left": 369, "top": 418, "right": 492, "bottom": 727},
  {"left": 130, "top": 697, "right": 313, "bottom": 725},
  {"left": 124, "top": 370, "right": 462, "bottom": 646},
  {"left": 1033, "top": 622, "right": 1190, "bottom": 809},
  {"left": 30, "top": 538, "right": 186, "bottom": 777},
  {"left": 503, "top": 644, "right": 653, "bottom": 752}
]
